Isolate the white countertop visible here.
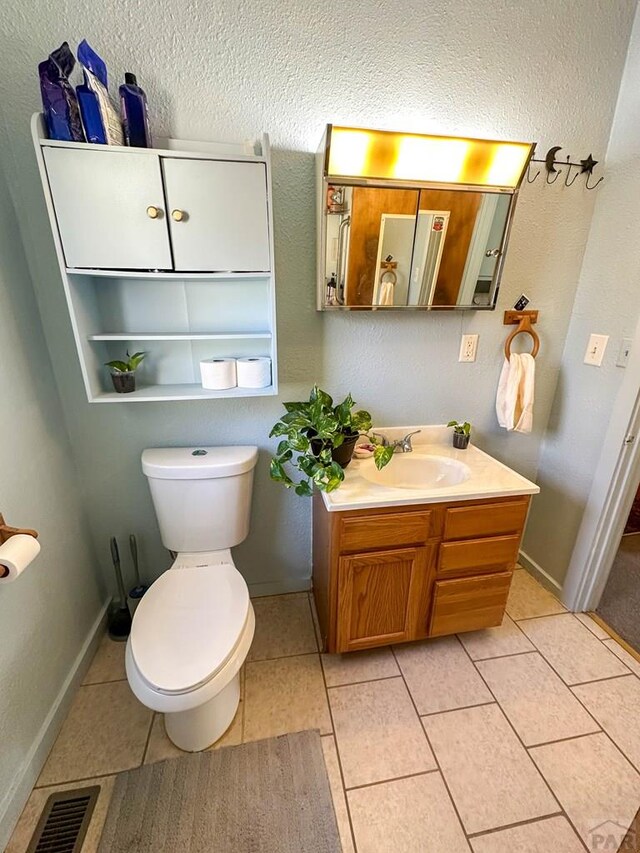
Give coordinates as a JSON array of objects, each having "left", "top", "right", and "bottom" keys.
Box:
[{"left": 321, "top": 425, "right": 540, "bottom": 512}]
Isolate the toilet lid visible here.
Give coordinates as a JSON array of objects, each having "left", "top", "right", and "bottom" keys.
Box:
[{"left": 130, "top": 564, "right": 249, "bottom": 694}]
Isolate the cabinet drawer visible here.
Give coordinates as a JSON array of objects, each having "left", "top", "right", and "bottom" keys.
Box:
[
  {"left": 339, "top": 511, "right": 432, "bottom": 553},
  {"left": 438, "top": 534, "right": 520, "bottom": 577},
  {"left": 429, "top": 571, "right": 513, "bottom": 636},
  {"left": 443, "top": 500, "right": 528, "bottom": 541}
]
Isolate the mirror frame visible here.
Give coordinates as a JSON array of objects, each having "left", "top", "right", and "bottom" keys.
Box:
[{"left": 316, "top": 125, "right": 534, "bottom": 312}]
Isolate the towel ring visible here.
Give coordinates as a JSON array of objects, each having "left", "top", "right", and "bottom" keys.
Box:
[
  {"left": 503, "top": 310, "right": 540, "bottom": 359},
  {"left": 380, "top": 269, "right": 397, "bottom": 286}
]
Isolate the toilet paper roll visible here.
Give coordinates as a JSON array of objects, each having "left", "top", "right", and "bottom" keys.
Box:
[
  {"left": 200, "top": 358, "right": 237, "bottom": 390},
  {"left": 236, "top": 357, "right": 272, "bottom": 389},
  {"left": 0, "top": 534, "right": 41, "bottom": 583}
]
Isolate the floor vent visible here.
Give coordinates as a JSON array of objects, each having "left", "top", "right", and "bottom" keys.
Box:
[{"left": 26, "top": 786, "right": 100, "bottom": 853}]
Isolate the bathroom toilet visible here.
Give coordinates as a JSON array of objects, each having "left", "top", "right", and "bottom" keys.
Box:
[{"left": 125, "top": 445, "right": 258, "bottom": 752}]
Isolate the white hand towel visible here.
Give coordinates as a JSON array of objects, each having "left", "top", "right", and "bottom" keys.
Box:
[
  {"left": 496, "top": 353, "right": 535, "bottom": 433},
  {"left": 378, "top": 279, "right": 395, "bottom": 306}
]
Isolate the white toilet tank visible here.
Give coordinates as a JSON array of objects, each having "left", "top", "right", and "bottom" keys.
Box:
[{"left": 141, "top": 446, "right": 258, "bottom": 553}]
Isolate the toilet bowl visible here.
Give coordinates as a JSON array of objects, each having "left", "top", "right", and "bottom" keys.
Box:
[{"left": 126, "top": 446, "right": 258, "bottom": 752}]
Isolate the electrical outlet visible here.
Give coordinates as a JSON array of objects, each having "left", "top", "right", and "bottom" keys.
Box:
[
  {"left": 459, "top": 334, "right": 478, "bottom": 362},
  {"left": 584, "top": 334, "right": 609, "bottom": 367},
  {"left": 617, "top": 337, "right": 633, "bottom": 368}
]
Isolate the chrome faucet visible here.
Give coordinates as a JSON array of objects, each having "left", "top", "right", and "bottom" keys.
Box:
[{"left": 372, "top": 430, "right": 422, "bottom": 454}]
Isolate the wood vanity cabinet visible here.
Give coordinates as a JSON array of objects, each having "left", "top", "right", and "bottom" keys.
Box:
[{"left": 312, "top": 493, "right": 530, "bottom": 653}]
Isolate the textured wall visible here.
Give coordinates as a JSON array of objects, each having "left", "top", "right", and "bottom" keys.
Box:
[
  {"left": 0, "top": 0, "right": 635, "bottom": 593},
  {"left": 0, "top": 163, "right": 102, "bottom": 843},
  {"left": 524, "top": 7, "right": 640, "bottom": 584}
]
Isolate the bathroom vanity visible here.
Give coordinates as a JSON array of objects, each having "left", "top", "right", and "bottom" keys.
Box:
[{"left": 312, "top": 427, "right": 539, "bottom": 653}]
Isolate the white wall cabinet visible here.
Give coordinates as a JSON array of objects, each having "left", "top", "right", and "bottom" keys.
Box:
[{"left": 32, "top": 114, "right": 278, "bottom": 402}]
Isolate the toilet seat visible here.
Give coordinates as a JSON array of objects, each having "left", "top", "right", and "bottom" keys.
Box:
[{"left": 130, "top": 562, "right": 249, "bottom": 695}]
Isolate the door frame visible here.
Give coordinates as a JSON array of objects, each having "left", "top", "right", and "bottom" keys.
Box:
[{"left": 563, "top": 311, "right": 640, "bottom": 611}]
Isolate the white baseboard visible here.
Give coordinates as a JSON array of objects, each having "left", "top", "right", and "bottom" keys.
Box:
[
  {"left": 519, "top": 549, "right": 564, "bottom": 595},
  {"left": 0, "top": 599, "right": 110, "bottom": 850},
  {"left": 249, "top": 577, "right": 311, "bottom": 598}
]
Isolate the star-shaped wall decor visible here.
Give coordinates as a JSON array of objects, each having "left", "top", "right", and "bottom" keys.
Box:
[{"left": 580, "top": 154, "right": 598, "bottom": 174}]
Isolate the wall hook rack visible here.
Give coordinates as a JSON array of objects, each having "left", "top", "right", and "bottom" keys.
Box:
[
  {"left": 526, "top": 145, "right": 604, "bottom": 190},
  {"left": 0, "top": 513, "right": 39, "bottom": 544}
]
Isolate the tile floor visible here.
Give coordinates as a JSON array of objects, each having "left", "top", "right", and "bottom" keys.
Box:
[{"left": 8, "top": 572, "right": 640, "bottom": 853}]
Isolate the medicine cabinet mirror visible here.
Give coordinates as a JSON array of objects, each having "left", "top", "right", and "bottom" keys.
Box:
[{"left": 316, "top": 125, "right": 534, "bottom": 311}]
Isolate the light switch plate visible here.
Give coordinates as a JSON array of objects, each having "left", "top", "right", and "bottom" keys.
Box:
[
  {"left": 584, "top": 334, "right": 609, "bottom": 367},
  {"left": 617, "top": 337, "right": 633, "bottom": 368},
  {"left": 459, "top": 334, "right": 478, "bottom": 362}
]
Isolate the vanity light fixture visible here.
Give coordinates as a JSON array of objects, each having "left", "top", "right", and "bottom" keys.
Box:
[{"left": 323, "top": 125, "right": 534, "bottom": 191}]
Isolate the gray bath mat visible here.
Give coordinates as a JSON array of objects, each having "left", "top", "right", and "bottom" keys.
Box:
[{"left": 98, "top": 729, "right": 341, "bottom": 852}]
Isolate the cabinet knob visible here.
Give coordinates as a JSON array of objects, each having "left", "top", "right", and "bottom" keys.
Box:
[
  {"left": 171, "top": 209, "right": 186, "bottom": 222},
  {"left": 146, "top": 205, "right": 162, "bottom": 219}
]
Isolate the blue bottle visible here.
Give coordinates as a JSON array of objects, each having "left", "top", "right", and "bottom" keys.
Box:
[{"left": 119, "top": 73, "right": 151, "bottom": 148}]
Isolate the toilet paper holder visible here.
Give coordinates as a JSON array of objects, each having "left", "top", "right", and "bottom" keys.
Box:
[{"left": 0, "top": 513, "right": 39, "bottom": 544}]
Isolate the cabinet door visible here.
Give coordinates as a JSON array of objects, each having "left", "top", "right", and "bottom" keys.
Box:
[
  {"left": 43, "top": 147, "right": 172, "bottom": 270},
  {"left": 337, "top": 548, "right": 428, "bottom": 652},
  {"left": 162, "top": 158, "right": 270, "bottom": 272}
]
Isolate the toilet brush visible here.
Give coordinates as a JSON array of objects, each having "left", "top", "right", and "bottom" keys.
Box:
[
  {"left": 108, "top": 536, "right": 132, "bottom": 641},
  {"left": 128, "top": 533, "right": 148, "bottom": 614}
]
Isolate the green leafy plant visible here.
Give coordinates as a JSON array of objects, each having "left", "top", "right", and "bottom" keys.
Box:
[
  {"left": 447, "top": 420, "right": 472, "bottom": 436},
  {"left": 269, "top": 385, "right": 393, "bottom": 496},
  {"left": 368, "top": 433, "right": 396, "bottom": 471},
  {"left": 104, "top": 350, "right": 147, "bottom": 373}
]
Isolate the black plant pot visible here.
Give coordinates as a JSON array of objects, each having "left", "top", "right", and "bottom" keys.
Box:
[
  {"left": 110, "top": 370, "right": 136, "bottom": 393},
  {"left": 311, "top": 432, "right": 359, "bottom": 469},
  {"left": 452, "top": 431, "right": 470, "bottom": 450}
]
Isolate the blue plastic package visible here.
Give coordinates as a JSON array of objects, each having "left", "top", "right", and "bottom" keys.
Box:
[
  {"left": 77, "top": 85, "right": 107, "bottom": 143},
  {"left": 38, "top": 42, "right": 84, "bottom": 142},
  {"left": 76, "top": 40, "right": 123, "bottom": 145}
]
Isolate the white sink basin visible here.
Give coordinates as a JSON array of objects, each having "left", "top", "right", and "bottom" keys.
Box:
[{"left": 359, "top": 453, "right": 471, "bottom": 490}]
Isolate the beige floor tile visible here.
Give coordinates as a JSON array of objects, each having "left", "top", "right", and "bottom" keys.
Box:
[
  {"left": 470, "top": 815, "right": 585, "bottom": 853},
  {"left": 243, "top": 654, "right": 331, "bottom": 741},
  {"left": 573, "top": 675, "right": 640, "bottom": 771},
  {"left": 458, "top": 614, "right": 535, "bottom": 661},
  {"left": 247, "top": 593, "right": 318, "bottom": 661},
  {"left": 477, "top": 652, "right": 600, "bottom": 746},
  {"left": 6, "top": 776, "right": 116, "bottom": 853},
  {"left": 82, "top": 634, "right": 126, "bottom": 684},
  {"left": 518, "top": 614, "right": 630, "bottom": 685},
  {"left": 395, "top": 636, "right": 493, "bottom": 714},
  {"left": 603, "top": 639, "right": 640, "bottom": 677},
  {"left": 423, "top": 704, "right": 558, "bottom": 834},
  {"left": 575, "top": 612, "right": 609, "bottom": 639},
  {"left": 506, "top": 571, "right": 566, "bottom": 621},
  {"left": 329, "top": 677, "right": 436, "bottom": 788},
  {"left": 38, "top": 681, "right": 152, "bottom": 786},
  {"left": 530, "top": 732, "right": 640, "bottom": 849},
  {"left": 348, "top": 772, "right": 470, "bottom": 853},
  {"left": 321, "top": 735, "right": 355, "bottom": 853},
  {"left": 322, "top": 647, "right": 399, "bottom": 687}
]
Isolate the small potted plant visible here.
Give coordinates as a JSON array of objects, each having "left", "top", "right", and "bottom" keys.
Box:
[
  {"left": 269, "top": 385, "right": 394, "bottom": 495},
  {"left": 105, "top": 350, "right": 147, "bottom": 394},
  {"left": 447, "top": 420, "right": 472, "bottom": 450}
]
